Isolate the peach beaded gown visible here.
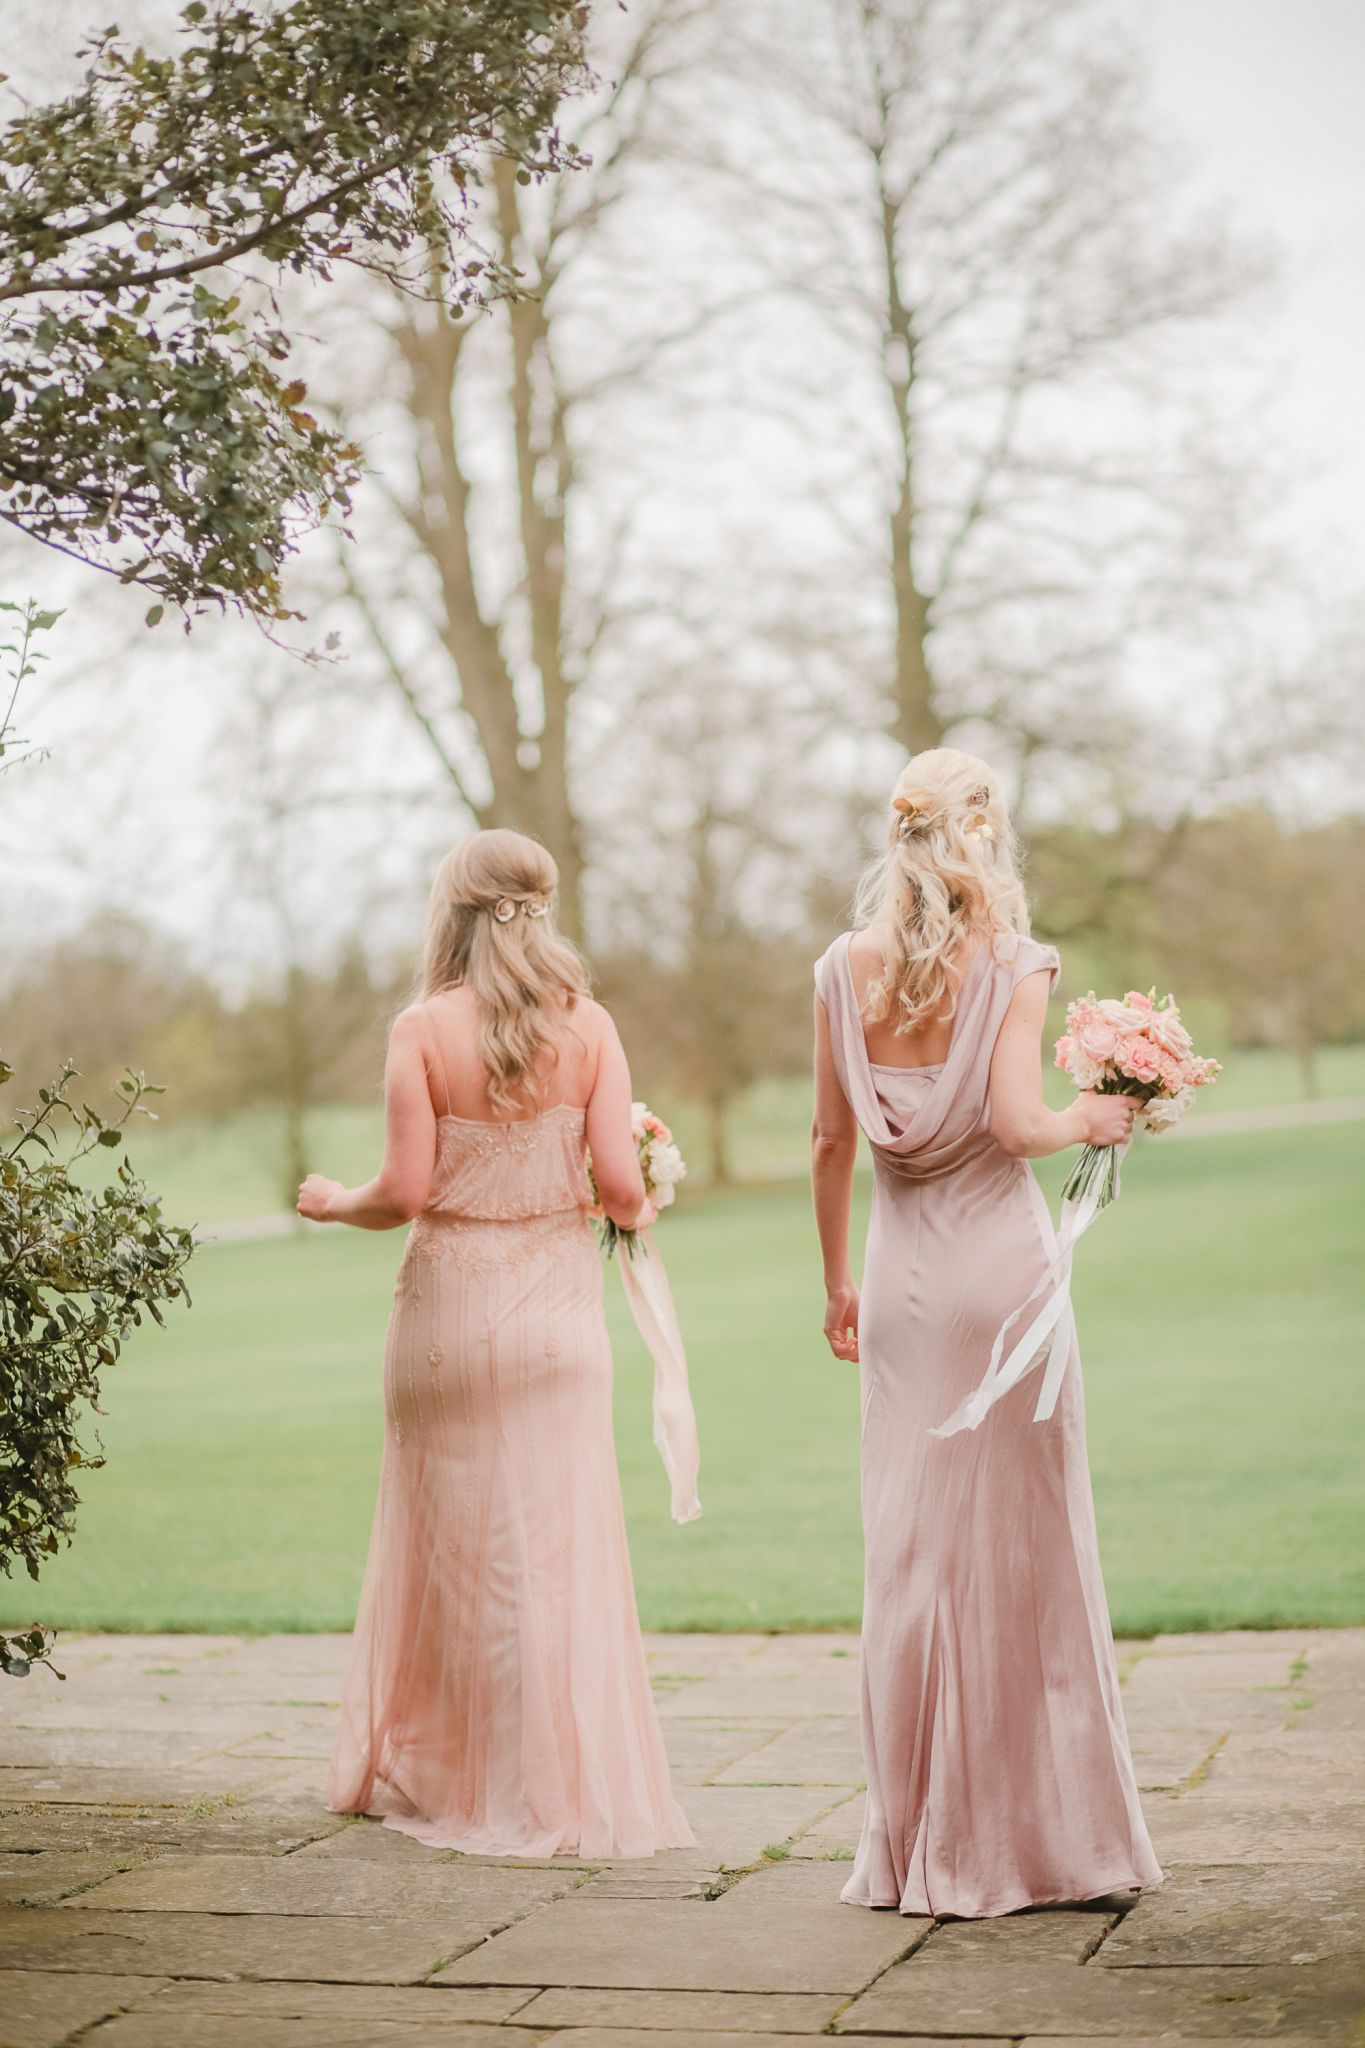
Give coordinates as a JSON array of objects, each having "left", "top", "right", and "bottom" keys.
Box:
[
  {"left": 815, "top": 930, "right": 1161, "bottom": 1919},
  {"left": 328, "top": 1102, "right": 695, "bottom": 1859}
]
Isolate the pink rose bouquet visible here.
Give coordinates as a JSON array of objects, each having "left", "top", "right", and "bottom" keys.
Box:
[
  {"left": 1054, "top": 989, "right": 1221, "bottom": 1211},
  {"left": 588, "top": 1101, "right": 687, "bottom": 1259}
]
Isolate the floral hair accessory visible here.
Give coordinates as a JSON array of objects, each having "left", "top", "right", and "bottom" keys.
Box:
[
  {"left": 961, "top": 785, "right": 995, "bottom": 842},
  {"left": 892, "top": 788, "right": 934, "bottom": 833},
  {"left": 492, "top": 892, "right": 549, "bottom": 923}
]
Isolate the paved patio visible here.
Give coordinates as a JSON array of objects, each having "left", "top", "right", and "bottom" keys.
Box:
[{"left": 0, "top": 1628, "right": 1360, "bottom": 2046}]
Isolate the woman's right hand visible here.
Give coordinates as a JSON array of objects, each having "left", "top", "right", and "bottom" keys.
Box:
[
  {"left": 1078, "top": 1091, "right": 1138, "bottom": 1147},
  {"left": 823, "top": 1281, "right": 860, "bottom": 1363},
  {"left": 297, "top": 1173, "right": 344, "bottom": 1221}
]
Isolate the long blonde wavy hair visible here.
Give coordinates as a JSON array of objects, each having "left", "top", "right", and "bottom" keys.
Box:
[
  {"left": 421, "top": 829, "right": 589, "bottom": 1114},
  {"left": 852, "top": 748, "right": 1029, "bottom": 1033}
]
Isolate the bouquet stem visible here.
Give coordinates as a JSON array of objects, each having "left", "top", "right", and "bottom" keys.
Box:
[
  {"left": 1060, "top": 1141, "right": 1122, "bottom": 1211},
  {"left": 596, "top": 1219, "right": 642, "bottom": 1261}
]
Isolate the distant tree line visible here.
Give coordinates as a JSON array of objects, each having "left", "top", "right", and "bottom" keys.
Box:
[{"left": 9, "top": 811, "right": 1363, "bottom": 1197}]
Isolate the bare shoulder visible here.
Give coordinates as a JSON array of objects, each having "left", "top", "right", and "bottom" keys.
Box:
[
  {"left": 388, "top": 1002, "right": 433, "bottom": 1047},
  {"left": 569, "top": 996, "right": 620, "bottom": 1051}
]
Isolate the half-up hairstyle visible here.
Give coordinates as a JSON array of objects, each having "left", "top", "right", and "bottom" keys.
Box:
[
  {"left": 421, "top": 829, "right": 589, "bottom": 1114},
  {"left": 852, "top": 747, "right": 1029, "bottom": 1033}
]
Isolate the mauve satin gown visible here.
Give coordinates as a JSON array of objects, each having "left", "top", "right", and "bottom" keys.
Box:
[
  {"left": 328, "top": 1100, "right": 694, "bottom": 1858},
  {"left": 815, "top": 929, "right": 1161, "bottom": 1918}
]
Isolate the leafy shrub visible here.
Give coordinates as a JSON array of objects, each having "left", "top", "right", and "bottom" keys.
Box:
[{"left": 0, "top": 1060, "right": 195, "bottom": 1675}]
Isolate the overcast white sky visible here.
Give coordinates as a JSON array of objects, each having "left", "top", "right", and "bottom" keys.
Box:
[{"left": 1143, "top": 0, "right": 1365, "bottom": 574}]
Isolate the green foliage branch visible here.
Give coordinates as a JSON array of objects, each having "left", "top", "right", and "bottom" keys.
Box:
[
  {"left": 0, "top": 1059, "right": 195, "bottom": 1675},
  {"left": 0, "top": 0, "right": 591, "bottom": 622}
]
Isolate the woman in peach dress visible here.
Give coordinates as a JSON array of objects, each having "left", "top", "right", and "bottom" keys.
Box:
[
  {"left": 812, "top": 749, "right": 1161, "bottom": 1919},
  {"left": 298, "top": 829, "right": 694, "bottom": 1859}
]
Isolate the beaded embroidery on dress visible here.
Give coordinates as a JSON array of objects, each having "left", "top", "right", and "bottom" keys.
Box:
[{"left": 328, "top": 1104, "right": 694, "bottom": 1858}]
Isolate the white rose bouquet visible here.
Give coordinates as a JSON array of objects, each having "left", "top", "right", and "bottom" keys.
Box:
[{"left": 588, "top": 1101, "right": 687, "bottom": 1259}]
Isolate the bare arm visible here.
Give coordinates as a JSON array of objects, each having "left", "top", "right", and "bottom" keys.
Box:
[
  {"left": 297, "top": 1008, "right": 438, "bottom": 1229},
  {"left": 811, "top": 992, "right": 860, "bottom": 1362},
  {"left": 584, "top": 1009, "right": 649, "bottom": 1229},
  {"left": 989, "top": 972, "right": 1135, "bottom": 1158}
]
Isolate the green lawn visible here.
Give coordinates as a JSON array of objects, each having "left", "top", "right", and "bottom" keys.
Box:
[{"left": 11, "top": 1121, "right": 1363, "bottom": 1639}]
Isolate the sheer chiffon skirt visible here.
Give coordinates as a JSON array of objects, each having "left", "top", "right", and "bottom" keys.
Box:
[{"left": 328, "top": 1208, "right": 694, "bottom": 1859}]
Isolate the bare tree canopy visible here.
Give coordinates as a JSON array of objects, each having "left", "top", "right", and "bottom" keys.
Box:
[
  {"left": 332, "top": 1, "right": 707, "bottom": 933},
  {"left": 714, "top": 0, "right": 1265, "bottom": 769}
]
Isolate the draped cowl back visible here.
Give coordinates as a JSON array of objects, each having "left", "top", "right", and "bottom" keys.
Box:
[
  {"left": 814, "top": 928, "right": 1061, "bottom": 1180},
  {"left": 814, "top": 925, "right": 1161, "bottom": 1920}
]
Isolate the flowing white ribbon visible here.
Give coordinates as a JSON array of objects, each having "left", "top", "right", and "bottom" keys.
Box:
[
  {"left": 929, "top": 1141, "right": 1128, "bottom": 1439},
  {"left": 616, "top": 1226, "right": 702, "bottom": 1524}
]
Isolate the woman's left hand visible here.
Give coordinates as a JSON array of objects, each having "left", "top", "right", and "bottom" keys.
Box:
[
  {"left": 297, "top": 1174, "right": 343, "bottom": 1223},
  {"left": 823, "top": 1282, "right": 861, "bottom": 1363}
]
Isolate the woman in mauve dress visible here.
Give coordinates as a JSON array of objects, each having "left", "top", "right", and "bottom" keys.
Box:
[
  {"left": 811, "top": 748, "right": 1161, "bottom": 1919},
  {"left": 297, "top": 829, "right": 693, "bottom": 1860}
]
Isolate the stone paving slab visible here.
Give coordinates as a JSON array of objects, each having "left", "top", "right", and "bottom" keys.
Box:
[
  {"left": 509, "top": 1988, "right": 844, "bottom": 2032},
  {"left": 0, "top": 1728, "right": 231, "bottom": 1769},
  {"left": 0, "top": 1627, "right": 1362, "bottom": 2044},
  {"left": 914, "top": 1905, "right": 1121, "bottom": 1962},
  {"left": 434, "top": 1890, "right": 924, "bottom": 1993},
  {"left": 0, "top": 1851, "right": 128, "bottom": 1907},
  {"left": 0, "top": 1760, "right": 298, "bottom": 1806},
  {"left": 836, "top": 1957, "right": 1365, "bottom": 2036},
  {"left": 1288, "top": 1693, "right": 1365, "bottom": 1732},
  {"left": 0, "top": 1969, "right": 168, "bottom": 2048},
  {"left": 1129, "top": 1737, "right": 1229, "bottom": 1791},
  {"left": 652, "top": 1672, "right": 862, "bottom": 1720},
  {"left": 786, "top": 1788, "right": 864, "bottom": 1858},
  {"left": 0, "top": 1802, "right": 345, "bottom": 1859},
  {"left": 1098, "top": 1863, "right": 1365, "bottom": 1967},
  {"left": 84, "top": 2018, "right": 534, "bottom": 2047},
  {"left": 0, "top": 1905, "right": 485, "bottom": 1984},
  {"left": 672, "top": 1783, "right": 858, "bottom": 1868},
  {"left": 532, "top": 2036, "right": 1012, "bottom": 2048},
  {"left": 61, "top": 1851, "right": 580, "bottom": 1923},
  {"left": 1019, "top": 2040, "right": 1335, "bottom": 2048},
  {"left": 225, "top": 1722, "right": 337, "bottom": 1760},
  {"left": 532, "top": 2035, "right": 917, "bottom": 2048},
  {"left": 711, "top": 1715, "right": 867, "bottom": 1787},
  {"left": 640, "top": 1719, "right": 792, "bottom": 1785},
  {"left": 1144, "top": 1797, "right": 1365, "bottom": 1864},
  {"left": 118, "top": 1978, "right": 536, "bottom": 2022}
]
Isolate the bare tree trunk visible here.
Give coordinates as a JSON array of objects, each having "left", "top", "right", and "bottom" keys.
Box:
[
  {"left": 279, "top": 966, "right": 313, "bottom": 1219},
  {"left": 706, "top": 1092, "right": 732, "bottom": 1188},
  {"left": 880, "top": 184, "right": 943, "bottom": 755}
]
